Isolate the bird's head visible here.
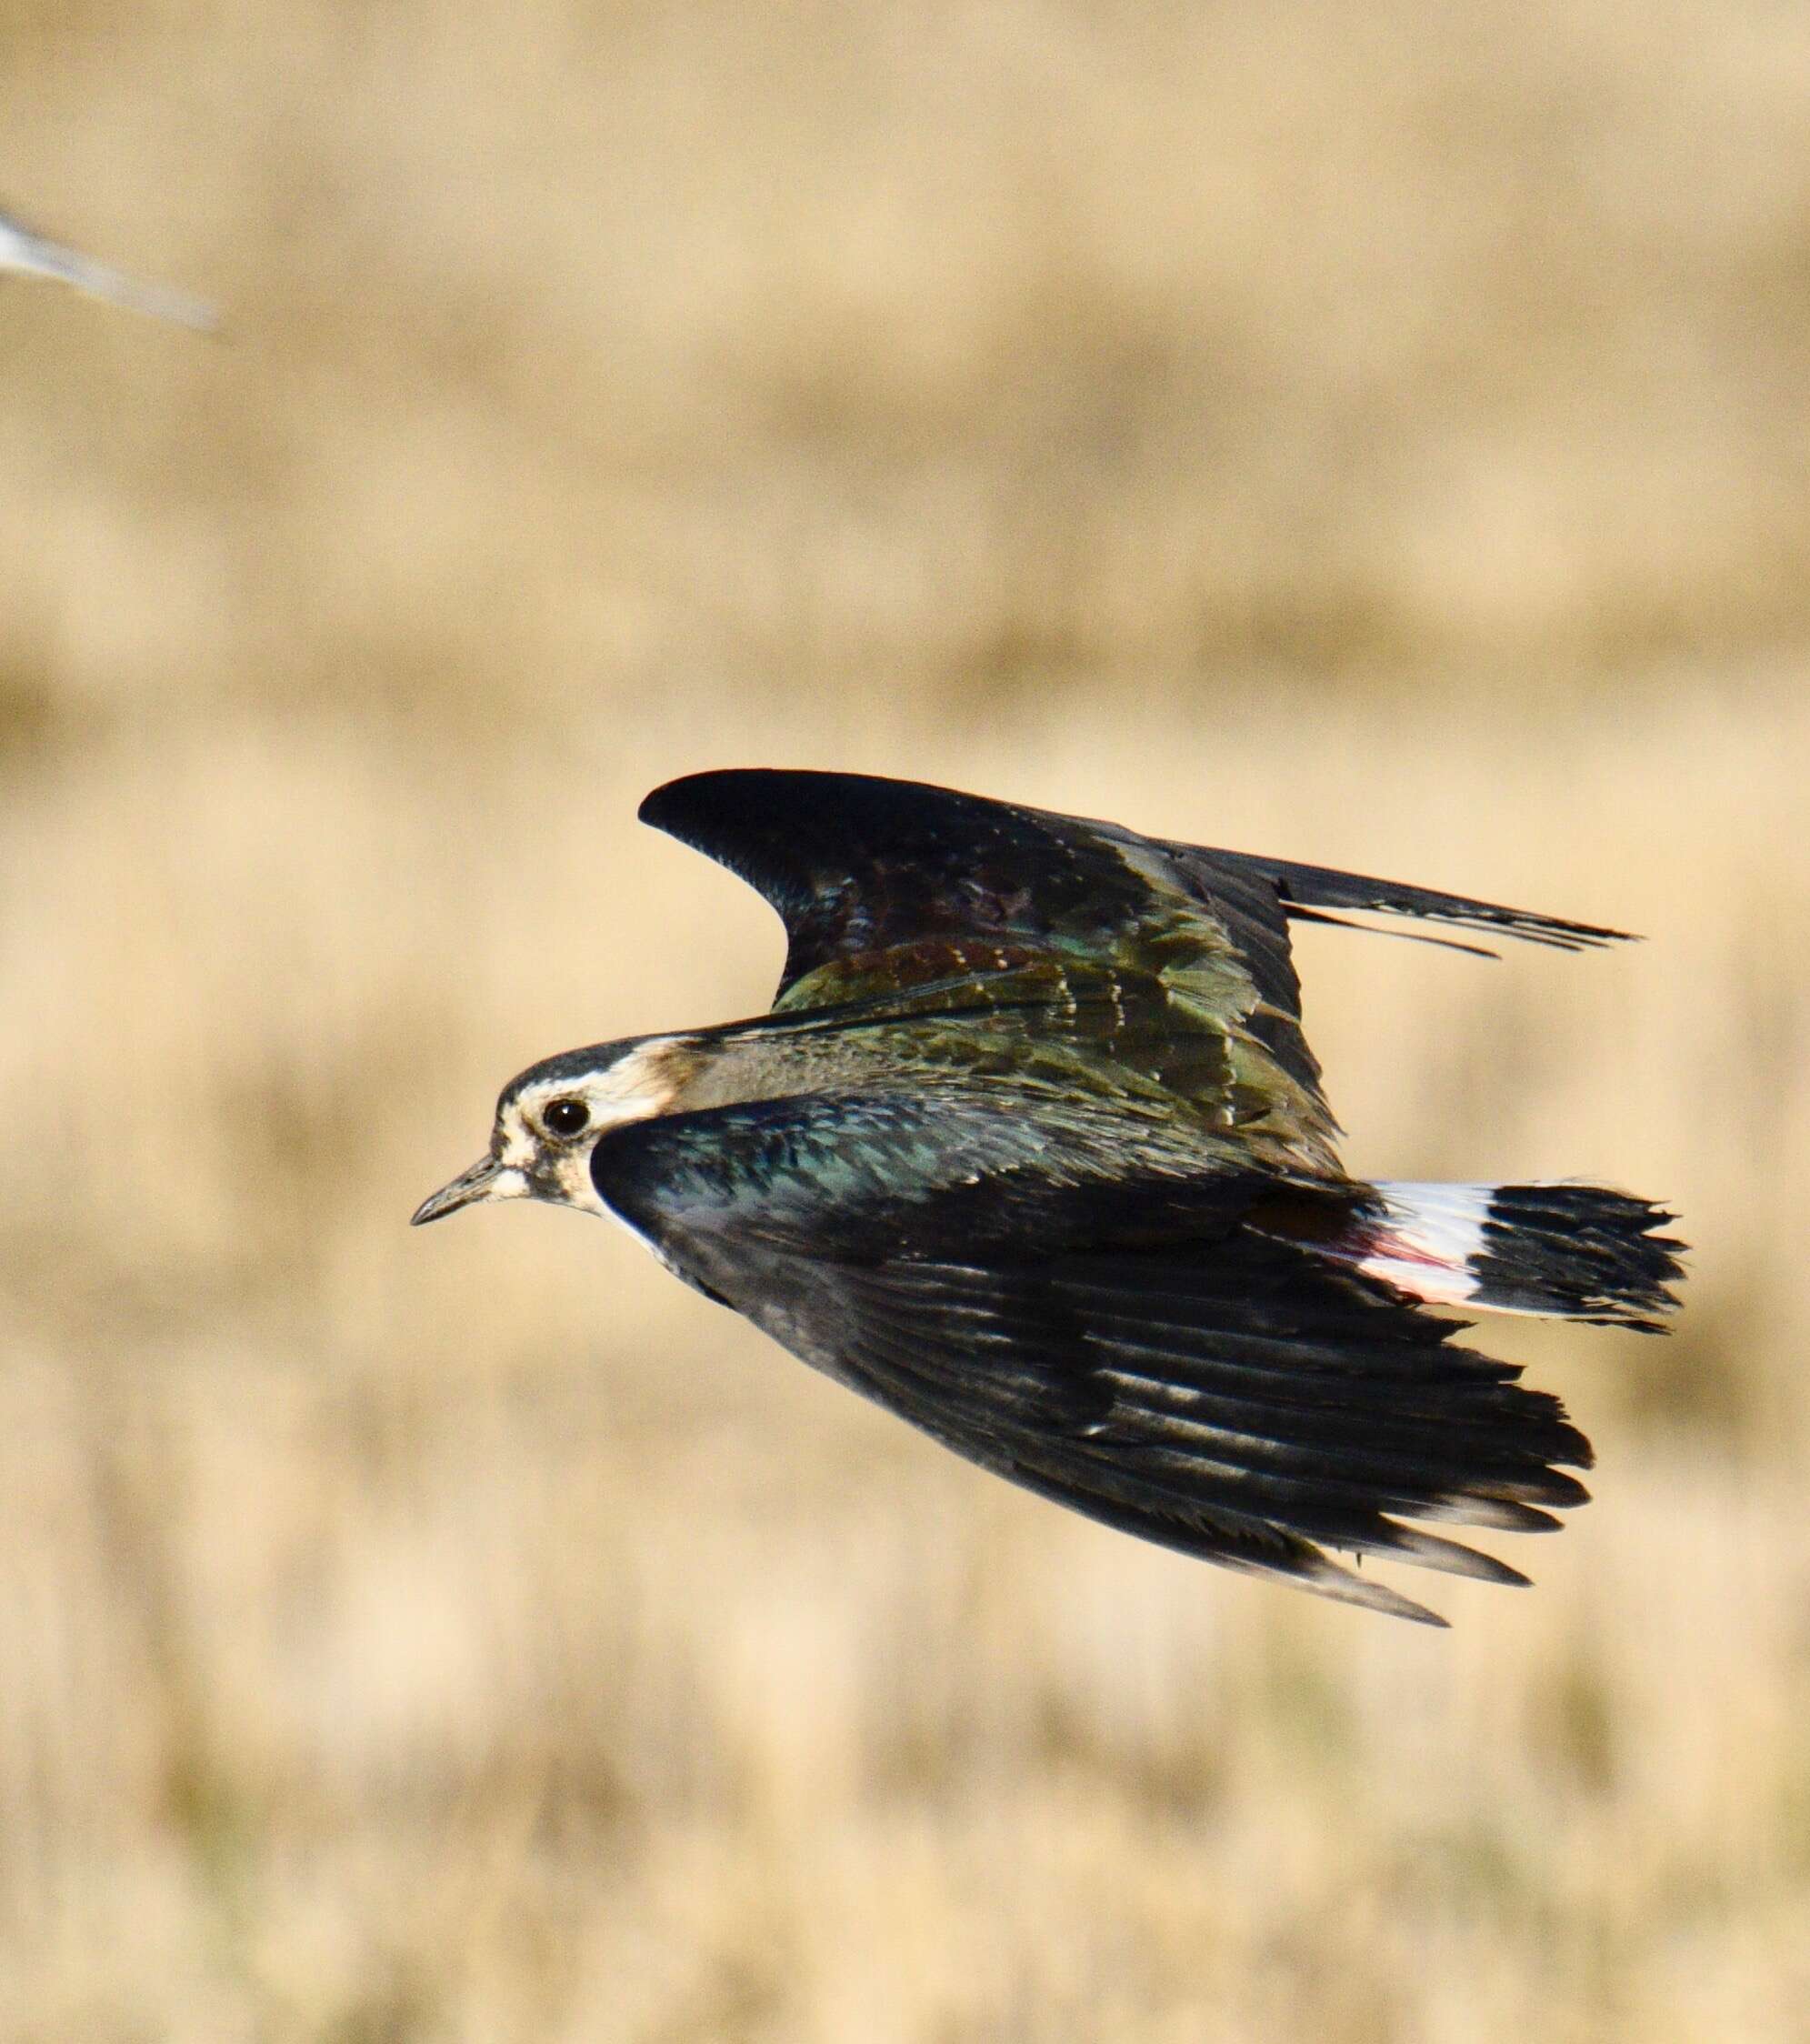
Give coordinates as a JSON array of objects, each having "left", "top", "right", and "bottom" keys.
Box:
[{"left": 411, "top": 1034, "right": 695, "bottom": 1226}]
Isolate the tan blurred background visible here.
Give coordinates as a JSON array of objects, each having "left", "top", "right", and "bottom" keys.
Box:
[{"left": 2, "top": 3, "right": 1807, "bottom": 2039}]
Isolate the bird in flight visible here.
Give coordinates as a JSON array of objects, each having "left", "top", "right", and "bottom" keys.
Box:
[
  {"left": 415, "top": 770, "right": 1682, "bottom": 1623},
  {"left": 1, "top": 204, "right": 215, "bottom": 328}
]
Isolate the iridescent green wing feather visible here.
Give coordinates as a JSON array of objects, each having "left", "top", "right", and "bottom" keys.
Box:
[
  {"left": 640, "top": 769, "right": 1325, "bottom": 1147},
  {"left": 641, "top": 767, "right": 1265, "bottom": 1015},
  {"left": 639, "top": 768, "right": 1631, "bottom": 1162}
]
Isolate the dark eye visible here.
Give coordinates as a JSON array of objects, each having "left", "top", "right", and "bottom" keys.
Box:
[{"left": 543, "top": 1097, "right": 590, "bottom": 1138}]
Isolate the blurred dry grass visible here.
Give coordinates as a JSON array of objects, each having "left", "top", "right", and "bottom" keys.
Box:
[{"left": 3, "top": 3, "right": 1809, "bottom": 2039}]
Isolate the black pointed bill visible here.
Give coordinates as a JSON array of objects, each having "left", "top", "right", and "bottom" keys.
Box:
[{"left": 411, "top": 1156, "right": 525, "bottom": 1226}]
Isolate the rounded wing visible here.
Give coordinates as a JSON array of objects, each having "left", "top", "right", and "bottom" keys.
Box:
[
  {"left": 592, "top": 1091, "right": 1597, "bottom": 1627},
  {"left": 639, "top": 767, "right": 1630, "bottom": 1143}
]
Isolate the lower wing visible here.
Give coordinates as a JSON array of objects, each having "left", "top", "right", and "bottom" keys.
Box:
[{"left": 594, "top": 1096, "right": 1633, "bottom": 1625}]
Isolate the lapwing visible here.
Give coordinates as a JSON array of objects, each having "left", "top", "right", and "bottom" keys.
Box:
[{"left": 415, "top": 770, "right": 1683, "bottom": 1623}]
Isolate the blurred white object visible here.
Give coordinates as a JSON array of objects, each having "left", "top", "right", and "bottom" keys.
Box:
[{"left": 0, "top": 205, "right": 215, "bottom": 329}]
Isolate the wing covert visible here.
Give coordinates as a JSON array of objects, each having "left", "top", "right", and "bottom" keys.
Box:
[
  {"left": 639, "top": 770, "right": 1631, "bottom": 1119},
  {"left": 638, "top": 767, "right": 1204, "bottom": 993}
]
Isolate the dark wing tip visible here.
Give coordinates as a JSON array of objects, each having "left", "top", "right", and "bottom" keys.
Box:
[
  {"left": 637, "top": 765, "right": 990, "bottom": 899},
  {"left": 638, "top": 767, "right": 754, "bottom": 838},
  {"left": 640, "top": 766, "right": 760, "bottom": 816},
  {"left": 638, "top": 767, "right": 793, "bottom": 845},
  {"left": 1305, "top": 900, "right": 1638, "bottom": 955},
  {"left": 639, "top": 766, "right": 938, "bottom": 838},
  {"left": 1494, "top": 916, "right": 1638, "bottom": 953},
  {"left": 1255, "top": 853, "right": 1640, "bottom": 954}
]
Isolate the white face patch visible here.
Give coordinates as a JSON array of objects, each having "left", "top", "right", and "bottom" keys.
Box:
[
  {"left": 496, "top": 1037, "right": 695, "bottom": 1222},
  {"left": 416, "top": 1037, "right": 696, "bottom": 1231}
]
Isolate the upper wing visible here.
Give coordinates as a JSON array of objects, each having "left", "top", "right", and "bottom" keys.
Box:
[
  {"left": 594, "top": 1093, "right": 1594, "bottom": 1626},
  {"left": 639, "top": 768, "right": 1629, "bottom": 1112}
]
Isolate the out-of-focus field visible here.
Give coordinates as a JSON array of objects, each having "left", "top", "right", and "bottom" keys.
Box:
[{"left": 3, "top": 4, "right": 1808, "bottom": 2039}]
